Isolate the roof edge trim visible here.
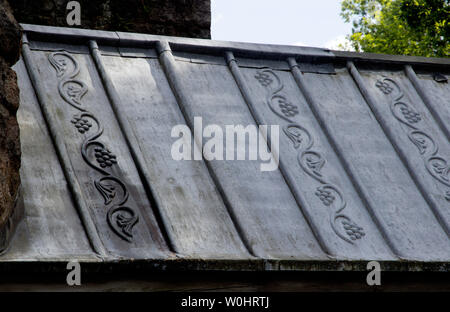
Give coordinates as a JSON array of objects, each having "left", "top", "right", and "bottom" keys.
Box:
[{"left": 21, "top": 24, "right": 450, "bottom": 67}]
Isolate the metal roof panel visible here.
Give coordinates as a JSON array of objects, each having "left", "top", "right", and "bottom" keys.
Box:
[{"left": 2, "top": 24, "right": 449, "bottom": 270}]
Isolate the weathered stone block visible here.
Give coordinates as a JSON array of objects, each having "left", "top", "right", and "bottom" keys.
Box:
[
  {"left": 0, "top": 0, "right": 22, "bottom": 253},
  {"left": 10, "top": 0, "right": 211, "bottom": 38}
]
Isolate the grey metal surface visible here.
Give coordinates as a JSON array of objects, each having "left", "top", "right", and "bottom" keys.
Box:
[
  {"left": 2, "top": 24, "right": 450, "bottom": 269},
  {"left": 354, "top": 66, "right": 450, "bottom": 237},
  {"left": 3, "top": 60, "right": 97, "bottom": 262},
  {"left": 229, "top": 55, "right": 395, "bottom": 260},
  {"left": 94, "top": 47, "right": 250, "bottom": 260},
  {"left": 21, "top": 39, "right": 170, "bottom": 260},
  {"left": 159, "top": 46, "right": 327, "bottom": 260},
  {"left": 298, "top": 66, "right": 450, "bottom": 260}
]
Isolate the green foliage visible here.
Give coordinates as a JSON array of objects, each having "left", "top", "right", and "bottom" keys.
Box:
[{"left": 340, "top": 0, "right": 449, "bottom": 57}]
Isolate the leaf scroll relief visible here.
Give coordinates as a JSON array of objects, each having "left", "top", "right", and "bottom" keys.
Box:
[
  {"left": 254, "top": 70, "right": 366, "bottom": 244},
  {"left": 48, "top": 51, "right": 139, "bottom": 242},
  {"left": 375, "top": 77, "right": 450, "bottom": 201}
]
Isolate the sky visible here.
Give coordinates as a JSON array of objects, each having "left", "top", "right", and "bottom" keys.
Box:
[{"left": 211, "top": 0, "right": 352, "bottom": 49}]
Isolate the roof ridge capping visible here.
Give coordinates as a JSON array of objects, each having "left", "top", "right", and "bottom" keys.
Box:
[
  {"left": 20, "top": 23, "right": 332, "bottom": 60},
  {"left": 21, "top": 23, "right": 450, "bottom": 67}
]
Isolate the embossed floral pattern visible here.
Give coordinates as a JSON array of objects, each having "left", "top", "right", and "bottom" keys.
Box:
[
  {"left": 445, "top": 191, "right": 450, "bottom": 201},
  {"left": 66, "top": 84, "right": 82, "bottom": 97},
  {"left": 95, "top": 179, "right": 116, "bottom": 205},
  {"left": 71, "top": 115, "right": 92, "bottom": 134},
  {"left": 376, "top": 77, "right": 450, "bottom": 204},
  {"left": 431, "top": 161, "right": 449, "bottom": 183},
  {"left": 375, "top": 80, "right": 393, "bottom": 94},
  {"left": 94, "top": 147, "right": 117, "bottom": 168},
  {"left": 49, "top": 51, "right": 138, "bottom": 242},
  {"left": 305, "top": 156, "right": 324, "bottom": 175},
  {"left": 284, "top": 126, "right": 303, "bottom": 149},
  {"left": 315, "top": 188, "right": 335, "bottom": 206},
  {"left": 342, "top": 219, "right": 365, "bottom": 240},
  {"left": 116, "top": 214, "right": 138, "bottom": 237},
  {"left": 255, "top": 69, "right": 365, "bottom": 244},
  {"left": 254, "top": 72, "right": 273, "bottom": 87},
  {"left": 278, "top": 98, "right": 299, "bottom": 117},
  {"left": 412, "top": 137, "right": 427, "bottom": 152},
  {"left": 400, "top": 106, "right": 421, "bottom": 123}
]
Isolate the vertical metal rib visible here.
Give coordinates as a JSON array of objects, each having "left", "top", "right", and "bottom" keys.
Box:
[
  {"left": 404, "top": 65, "right": 450, "bottom": 142},
  {"left": 155, "top": 41, "right": 256, "bottom": 257},
  {"left": 88, "top": 40, "right": 176, "bottom": 253},
  {"left": 21, "top": 35, "right": 108, "bottom": 258},
  {"left": 288, "top": 57, "right": 401, "bottom": 257},
  {"left": 225, "top": 51, "right": 333, "bottom": 257},
  {"left": 347, "top": 60, "right": 449, "bottom": 237}
]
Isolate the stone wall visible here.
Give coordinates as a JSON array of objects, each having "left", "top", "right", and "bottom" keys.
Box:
[
  {"left": 0, "top": 0, "right": 22, "bottom": 252},
  {"left": 10, "top": 0, "right": 211, "bottom": 38}
]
